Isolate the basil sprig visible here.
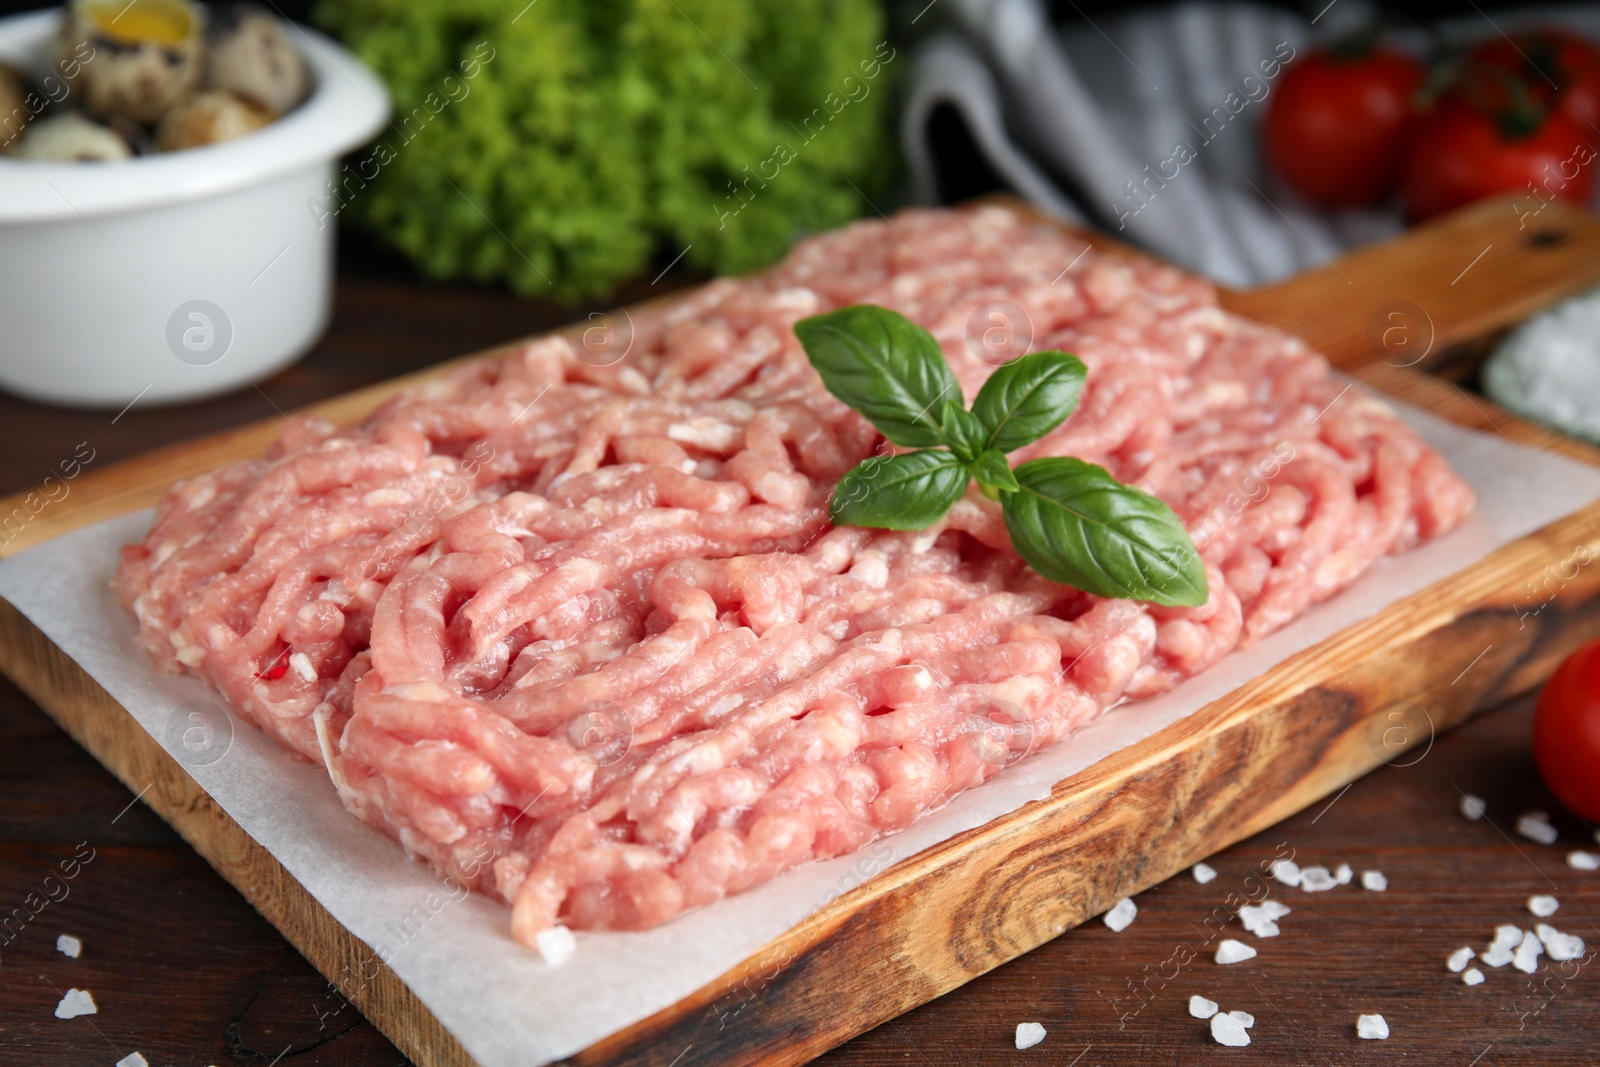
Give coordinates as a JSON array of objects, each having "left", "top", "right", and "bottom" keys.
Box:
[{"left": 794, "top": 304, "right": 1208, "bottom": 608}]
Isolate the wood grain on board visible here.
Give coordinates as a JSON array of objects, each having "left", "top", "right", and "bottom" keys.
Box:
[
  {"left": 2, "top": 199, "right": 1599, "bottom": 1067},
  {"left": 1220, "top": 197, "right": 1600, "bottom": 370}
]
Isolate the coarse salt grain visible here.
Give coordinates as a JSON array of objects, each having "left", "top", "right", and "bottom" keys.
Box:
[
  {"left": 1483, "top": 925, "right": 1522, "bottom": 967},
  {"left": 534, "top": 925, "right": 577, "bottom": 966},
  {"left": 1189, "top": 995, "right": 1219, "bottom": 1019},
  {"left": 115, "top": 1055, "right": 148, "bottom": 1067},
  {"left": 1229, "top": 1010, "right": 1256, "bottom": 1028},
  {"left": 1269, "top": 859, "right": 1301, "bottom": 887},
  {"left": 53, "top": 989, "right": 96, "bottom": 1019},
  {"left": 1513, "top": 931, "right": 1544, "bottom": 974},
  {"left": 1356, "top": 1014, "right": 1390, "bottom": 1040},
  {"left": 1103, "top": 897, "right": 1138, "bottom": 932},
  {"left": 1568, "top": 850, "right": 1600, "bottom": 871},
  {"left": 1216, "top": 939, "right": 1257, "bottom": 965},
  {"left": 1361, "top": 870, "right": 1387, "bottom": 891},
  {"left": 1535, "top": 923, "right": 1586, "bottom": 962},
  {"left": 1299, "top": 866, "right": 1337, "bottom": 892},
  {"left": 1447, "top": 947, "right": 1474, "bottom": 973},
  {"left": 1459, "top": 794, "right": 1487, "bottom": 820},
  {"left": 1528, "top": 894, "right": 1560, "bottom": 918},
  {"left": 1192, "top": 862, "right": 1218, "bottom": 885},
  {"left": 1463, "top": 967, "right": 1485, "bottom": 985},
  {"left": 1516, "top": 812, "right": 1559, "bottom": 845},
  {"left": 1239, "top": 899, "right": 1292, "bottom": 938},
  {"left": 1334, "top": 863, "right": 1353, "bottom": 885},
  {"left": 1211, "top": 1012, "right": 1251, "bottom": 1047},
  {"left": 1015, "top": 1022, "right": 1046, "bottom": 1050},
  {"left": 1491, "top": 924, "right": 1522, "bottom": 947},
  {"left": 55, "top": 934, "right": 81, "bottom": 958},
  {"left": 1481, "top": 944, "right": 1515, "bottom": 967}
]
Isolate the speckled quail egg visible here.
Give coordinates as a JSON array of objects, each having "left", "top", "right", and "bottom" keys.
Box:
[
  {"left": 207, "top": 3, "right": 306, "bottom": 115},
  {"left": 156, "top": 88, "right": 273, "bottom": 151},
  {"left": 60, "top": 0, "right": 205, "bottom": 125},
  {"left": 0, "top": 63, "right": 31, "bottom": 152},
  {"left": 12, "top": 110, "right": 132, "bottom": 161}
]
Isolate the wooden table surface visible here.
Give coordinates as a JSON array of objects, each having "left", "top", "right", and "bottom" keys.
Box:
[{"left": 2, "top": 263, "right": 1596, "bottom": 1067}]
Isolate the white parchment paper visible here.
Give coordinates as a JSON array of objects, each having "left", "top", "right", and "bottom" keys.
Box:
[{"left": 2, "top": 400, "right": 1598, "bottom": 1067}]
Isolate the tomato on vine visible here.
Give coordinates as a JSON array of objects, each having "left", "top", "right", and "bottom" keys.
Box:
[{"left": 1264, "top": 39, "right": 1424, "bottom": 207}]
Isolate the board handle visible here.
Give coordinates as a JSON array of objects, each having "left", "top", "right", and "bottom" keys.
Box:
[{"left": 1222, "top": 198, "right": 1600, "bottom": 370}]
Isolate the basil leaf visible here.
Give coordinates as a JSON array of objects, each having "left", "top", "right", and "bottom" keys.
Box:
[
  {"left": 1002, "top": 457, "right": 1208, "bottom": 606},
  {"left": 830, "top": 450, "right": 969, "bottom": 531},
  {"left": 969, "top": 449, "right": 1019, "bottom": 493},
  {"left": 795, "top": 305, "right": 960, "bottom": 449},
  {"left": 971, "top": 351, "right": 1087, "bottom": 453},
  {"left": 941, "top": 401, "right": 988, "bottom": 462}
]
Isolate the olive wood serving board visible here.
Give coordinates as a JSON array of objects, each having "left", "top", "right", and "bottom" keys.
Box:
[{"left": 4, "top": 196, "right": 1600, "bottom": 1067}]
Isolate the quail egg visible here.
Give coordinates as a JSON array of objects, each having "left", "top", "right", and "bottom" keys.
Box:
[
  {"left": 157, "top": 88, "right": 273, "bottom": 151},
  {"left": 61, "top": 0, "right": 205, "bottom": 124},
  {"left": 0, "top": 63, "right": 30, "bottom": 152},
  {"left": 207, "top": 3, "right": 306, "bottom": 115},
  {"left": 12, "top": 110, "right": 132, "bottom": 161}
]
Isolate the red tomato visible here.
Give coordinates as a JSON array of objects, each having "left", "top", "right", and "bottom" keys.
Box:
[
  {"left": 1534, "top": 638, "right": 1600, "bottom": 822},
  {"left": 1470, "top": 28, "right": 1600, "bottom": 129},
  {"left": 1400, "top": 95, "right": 1596, "bottom": 221},
  {"left": 1264, "top": 46, "right": 1425, "bottom": 207}
]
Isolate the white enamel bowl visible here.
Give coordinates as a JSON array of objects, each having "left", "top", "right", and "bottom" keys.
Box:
[{"left": 0, "top": 9, "right": 389, "bottom": 407}]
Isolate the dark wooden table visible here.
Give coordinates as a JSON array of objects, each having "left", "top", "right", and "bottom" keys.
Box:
[{"left": 2, "top": 259, "right": 1596, "bottom": 1067}]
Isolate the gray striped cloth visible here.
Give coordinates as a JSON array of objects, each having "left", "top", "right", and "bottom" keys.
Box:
[{"left": 902, "top": 0, "right": 1600, "bottom": 287}]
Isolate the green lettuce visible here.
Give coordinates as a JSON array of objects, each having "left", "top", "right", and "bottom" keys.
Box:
[{"left": 315, "top": 0, "right": 899, "bottom": 299}]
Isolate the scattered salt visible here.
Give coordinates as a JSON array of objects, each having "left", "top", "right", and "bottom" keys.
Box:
[
  {"left": 1528, "top": 895, "right": 1560, "bottom": 918},
  {"left": 1189, "top": 995, "right": 1219, "bottom": 1019},
  {"left": 1459, "top": 794, "right": 1487, "bottom": 820},
  {"left": 55, "top": 934, "right": 81, "bottom": 958},
  {"left": 115, "top": 1055, "right": 148, "bottom": 1067},
  {"left": 1015, "top": 1022, "right": 1046, "bottom": 1050},
  {"left": 1567, "top": 850, "right": 1600, "bottom": 871},
  {"left": 1516, "top": 812, "right": 1558, "bottom": 845},
  {"left": 1446, "top": 947, "right": 1474, "bottom": 973},
  {"left": 1299, "top": 866, "right": 1337, "bottom": 892},
  {"left": 1361, "top": 870, "right": 1387, "bottom": 891},
  {"left": 1103, "top": 897, "right": 1138, "bottom": 932},
  {"left": 1192, "top": 862, "right": 1218, "bottom": 885},
  {"left": 1239, "top": 899, "right": 1292, "bottom": 937},
  {"left": 1215, "top": 939, "right": 1258, "bottom": 965},
  {"left": 1269, "top": 859, "right": 1301, "bottom": 887},
  {"left": 1229, "top": 1010, "right": 1256, "bottom": 1028},
  {"left": 1512, "top": 931, "right": 1544, "bottom": 974},
  {"left": 53, "top": 989, "right": 96, "bottom": 1019},
  {"left": 1211, "top": 1012, "right": 1251, "bottom": 1047},
  {"left": 534, "top": 925, "right": 577, "bottom": 966},
  {"left": 1535, "top": 923, "right": 1586, "bottom": 962},
  {"left": 1463, "top": 967, "right": 1485, "bottom": 986},
  {"left": 1334, "top": 863, "right": 1353, "bottom": 885},
  {"left": 1356, "top": 1014, "right": 1390, "bottom": 1040}
]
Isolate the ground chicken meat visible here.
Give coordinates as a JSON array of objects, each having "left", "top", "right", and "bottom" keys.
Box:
[{"left": 117, "top": 205, "right": 1474, "bottom": 946}]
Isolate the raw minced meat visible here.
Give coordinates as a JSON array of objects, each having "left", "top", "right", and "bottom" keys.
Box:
[{"left": 117, "top": 206, "right": 1474, "bottom": 946}]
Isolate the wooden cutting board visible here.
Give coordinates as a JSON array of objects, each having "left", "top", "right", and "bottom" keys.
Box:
[{"left": 4, "top": 197, "right": 1600, "bottom": 1067}]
